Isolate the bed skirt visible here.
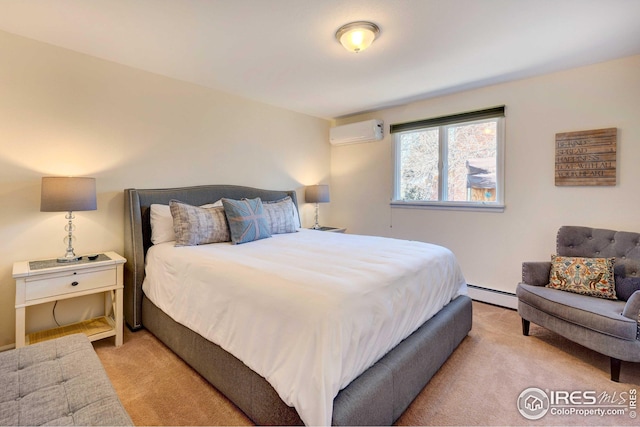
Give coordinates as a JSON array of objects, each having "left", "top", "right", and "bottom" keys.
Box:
[{"left": 141, "top": 294, "right": 472, "bottom": 425}]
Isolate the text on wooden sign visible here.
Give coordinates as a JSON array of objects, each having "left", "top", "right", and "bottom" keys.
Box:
[{"left": 555, "top": 128, "right": 617, "bottom": 186}]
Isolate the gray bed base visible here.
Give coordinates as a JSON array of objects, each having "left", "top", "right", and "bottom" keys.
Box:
[{"left": 123, "top": 185, "right": 473, "bottom": 425}]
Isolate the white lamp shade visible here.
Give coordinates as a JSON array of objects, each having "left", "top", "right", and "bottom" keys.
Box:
[
  {"left": 41, "top": 177, "right": 97, "bottom": 212},
  {"left": 305, "top": 185, "right": 330, "bottom": 203}
]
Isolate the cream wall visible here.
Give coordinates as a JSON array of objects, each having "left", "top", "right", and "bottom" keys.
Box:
[
  {"left": 331, "top": 55, "right": 640, "bottom": 296},
  {"left": 0, "top": 31, "right": 330, "bottom": 348}
]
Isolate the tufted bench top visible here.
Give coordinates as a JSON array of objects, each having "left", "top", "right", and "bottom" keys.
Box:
[{"left": 0, "top": 333, "right": 132, "bottom": 426}]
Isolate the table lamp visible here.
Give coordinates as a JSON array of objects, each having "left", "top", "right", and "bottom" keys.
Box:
[
  {"left": 305, "top": 184, "right": 330, "bottom": 230},
  {"left": 41, "top": 176, "right": 97, "bottom": 262}
]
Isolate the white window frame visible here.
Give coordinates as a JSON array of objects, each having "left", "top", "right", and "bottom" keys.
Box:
[{"left": 391, "top": 109, "right": 505, "bottom": 212}]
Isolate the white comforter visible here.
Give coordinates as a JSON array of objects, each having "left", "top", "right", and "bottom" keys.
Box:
[{"left": 142, "top": 229, "right": 466, "bottom": 426}]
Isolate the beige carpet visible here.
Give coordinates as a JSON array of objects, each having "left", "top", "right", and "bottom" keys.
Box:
[{"left": 93, "top": 301, "right": 640, "bottom": 425}]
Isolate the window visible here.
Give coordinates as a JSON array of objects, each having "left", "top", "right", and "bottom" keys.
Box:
[{"left": 391, "top": 106, "right": 505, "bottom": 211}]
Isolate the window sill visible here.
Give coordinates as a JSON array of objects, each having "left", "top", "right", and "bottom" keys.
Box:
[{"left": 390, "top": 200, "right": 505, "bottom": 212}]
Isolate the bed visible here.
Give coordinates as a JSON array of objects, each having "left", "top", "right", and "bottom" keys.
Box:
[{"left": 123, "top": 184, "right": 472, "bottom": 426}]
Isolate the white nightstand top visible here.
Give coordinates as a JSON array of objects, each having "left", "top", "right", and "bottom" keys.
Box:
[
  {"left": 310, "top": 226, "right": 347, "bottom": 233},
  {"left": 13, "top": 251, "right": 126, "bottom": 278}
]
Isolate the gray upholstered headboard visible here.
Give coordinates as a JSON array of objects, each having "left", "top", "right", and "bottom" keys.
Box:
[{"left": 123, "top": 185, "right": 299, "bottom": 330}]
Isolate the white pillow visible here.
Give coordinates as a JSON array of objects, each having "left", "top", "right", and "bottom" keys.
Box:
[
  {"left": 150, "top": 204, "right": 174, "bottom": 244},
  {"left": 292, "top": 199, "right": 301, "bottom": 228},
  {"left": 150, "top": 200, "right": 223, "bottom": 244},
  {"left": 201, "top": 200, "right": 223, "bottom": 208}
]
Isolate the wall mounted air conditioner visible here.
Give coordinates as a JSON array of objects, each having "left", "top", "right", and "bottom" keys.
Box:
[{"left": 329, "top": 119, "right": 384, "bottom": 146}]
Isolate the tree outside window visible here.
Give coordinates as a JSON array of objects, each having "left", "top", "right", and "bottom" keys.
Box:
[{"left": 392, "top": 107, "right": 504, "bottom": 211}]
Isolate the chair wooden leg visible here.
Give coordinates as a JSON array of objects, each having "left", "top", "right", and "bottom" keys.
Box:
[
  {"left": 610, "top": 358, "right": 621, "bottom": 382},
  {"left": 521, "top": 318, "right": 530, "bottom": 336}
]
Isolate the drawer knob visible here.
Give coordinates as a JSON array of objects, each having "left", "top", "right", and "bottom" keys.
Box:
[{"left": 71, "top": 281, "right": 79, "bottom": 286}]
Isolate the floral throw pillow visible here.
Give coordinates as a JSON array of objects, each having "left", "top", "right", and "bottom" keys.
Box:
[
  {"left": 221, "top": 198, "right": 271, "bottom": 244},
  {"left": 547, "top": 255, "right": 617, "bottom": 300}
]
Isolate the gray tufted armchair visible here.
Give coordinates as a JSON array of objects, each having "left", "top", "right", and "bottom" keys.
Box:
[{"left": 516, "top": 226, "right": 640, "bottom": 381}]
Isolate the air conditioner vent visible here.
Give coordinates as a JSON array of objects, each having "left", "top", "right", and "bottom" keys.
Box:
[{"left": 329, "top": 119, "right": 383, "bottom": 145}]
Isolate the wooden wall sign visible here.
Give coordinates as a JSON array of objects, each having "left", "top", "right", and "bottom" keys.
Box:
[{"left": 555, "top": 127, "right": 617, "bottom": 186}]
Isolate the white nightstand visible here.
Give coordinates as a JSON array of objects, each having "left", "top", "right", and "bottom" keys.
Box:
[{"left": 13, "top": 251, "right": 126, "bottom": 348}]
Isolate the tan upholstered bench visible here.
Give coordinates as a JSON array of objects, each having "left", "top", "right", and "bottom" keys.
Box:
[{"left": 0, "top": 333, "right": 132, "bottom": 426}]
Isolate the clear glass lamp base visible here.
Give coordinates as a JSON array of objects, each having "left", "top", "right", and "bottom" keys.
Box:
[
  {"left": 312, "top": 203, "right": 322, "bottom": 229},
  {"left": 57, "top": 212, "right": 81, "bottom": 262},
  {"left": 57, "top": 249, "right": 81, "bottom": 263}
]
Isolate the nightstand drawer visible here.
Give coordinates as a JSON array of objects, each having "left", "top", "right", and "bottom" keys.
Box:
[{"left": 25, "top": 267, "right": 116, "bottom": 301}]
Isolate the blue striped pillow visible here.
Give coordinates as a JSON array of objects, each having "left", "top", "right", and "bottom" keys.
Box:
[{"left": 221, "top": 198, "right": 271, "bottom": 244}]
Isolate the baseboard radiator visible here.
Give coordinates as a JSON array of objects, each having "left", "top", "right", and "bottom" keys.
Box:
[{"left": 467, "top": 284, "right": 517, "bottom": 310}]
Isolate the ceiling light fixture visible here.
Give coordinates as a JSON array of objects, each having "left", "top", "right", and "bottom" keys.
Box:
[{"left": 335, "top": 21, "right": 380, "bottom": 53}]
